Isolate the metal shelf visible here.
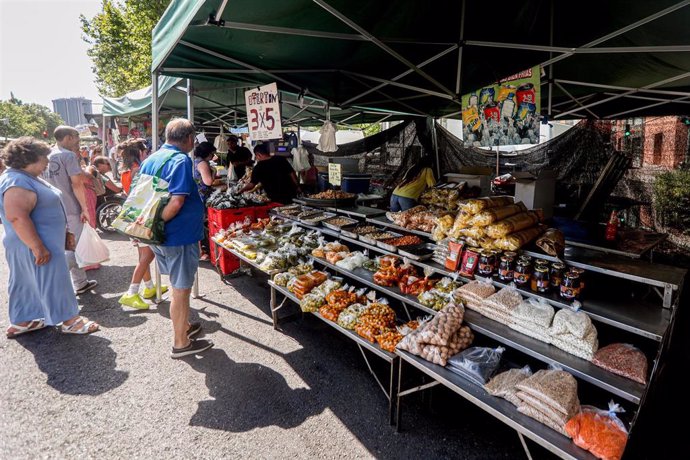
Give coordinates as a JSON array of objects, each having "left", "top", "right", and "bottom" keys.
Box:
[
  {"left": 212, "top": 238, "right": 283, "bottom": 276},
  {"left": 366, "top": 215, "right": 434, "bottom": 238},
  {"left": 325, "top": 205, "right": 387, "bottom": 218},
  {"left": 520, "top": 246, "right": 685, "bottom": 291},
  {"left": 311, "top": 257, "right": 644, "bottom": 404},
  {"left": 396, "top": 350, "right": 598, "bottom": 460},
  {"left": 268, "top": 281, "right": 396, "bottom": 362},
  {"left": 312, "top": 229, "right": 669, "bottom": 342},
  {"left": 271, "top": 213, "right": 674, "bottom": 340}
]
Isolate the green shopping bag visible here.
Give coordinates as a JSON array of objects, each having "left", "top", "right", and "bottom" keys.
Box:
[{"left": 112, "top": 151, "right": 177, "bottom": 244}]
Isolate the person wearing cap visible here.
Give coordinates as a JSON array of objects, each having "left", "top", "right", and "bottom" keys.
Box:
[{"left": 238, "top": 143, "right": 299, "bottom": 204}]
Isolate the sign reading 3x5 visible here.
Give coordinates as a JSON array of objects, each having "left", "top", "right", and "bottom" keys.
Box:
[{"left": 245, "top": 82, "right": 283, "bottom": 141}]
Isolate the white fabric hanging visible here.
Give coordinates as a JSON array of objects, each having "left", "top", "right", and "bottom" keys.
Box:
[
  {"left": 214, "top": 125, "right": 228, "bottom": 153},
  {"left": 291, "top": 145, "right": 310, "bottom": 172},
  {"left": 318, "top": 121, "right": 338, "bottom": 152}
]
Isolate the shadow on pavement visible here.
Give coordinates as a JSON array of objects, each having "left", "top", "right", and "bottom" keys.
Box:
[
  {"left": 184, "top": 347, "right": 321, "bottom": 432},
  {"left": 16, "top": 329, "right": 128, "bottom": 396}
]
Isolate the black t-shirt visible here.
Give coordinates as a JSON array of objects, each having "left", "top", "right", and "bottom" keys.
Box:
[{"left": 251, "top": 156, "right": 298, "bottom": 204}]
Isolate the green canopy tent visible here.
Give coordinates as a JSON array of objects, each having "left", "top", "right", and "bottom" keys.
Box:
[
  {"left": 101, "top": 75, "right": 413, "bottom": 137},
  {"left": 151, "top": 0, "right": 690, "bottom": 126}
]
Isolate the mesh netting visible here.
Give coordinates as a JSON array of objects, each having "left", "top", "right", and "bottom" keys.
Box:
[
  {"left": 433, "top": 120, "right": 614, "bottom": 186},
  {"left": 302, "top": 118, "right": 614, "bottom": 192}
]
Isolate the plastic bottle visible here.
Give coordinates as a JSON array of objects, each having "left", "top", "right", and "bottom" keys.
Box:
[
  {"left": 501, "top": 93, "right": 516, "bottom": 120},
  {"left": 605, "top": 210, "right": 620, "bottom": 241}
]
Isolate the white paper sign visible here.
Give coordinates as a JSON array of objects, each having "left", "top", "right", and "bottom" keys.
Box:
[
  {"left": 245, "top": 82, "right": 282, "bottom": 141},
  {"left": 196, "top": 133, "right": 208, "bottom": 143},
  {"left": 328, "top": 163, "right": 342, "bottom": 186}
]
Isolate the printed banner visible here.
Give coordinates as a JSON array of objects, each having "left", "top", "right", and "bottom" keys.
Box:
[
  {"left": 245, "top": 82, "right": 283, "bottom": 141},
  {"left": 461, "top": 66, "right": 541, "bottom": 147}
]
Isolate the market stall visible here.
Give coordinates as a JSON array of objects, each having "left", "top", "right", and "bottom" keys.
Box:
[
  {"left": 202, "top": 196, "right": 684, "bottom": 459},
  {"left": 146, "top": 1, "right": 690, "bottom": 458}
]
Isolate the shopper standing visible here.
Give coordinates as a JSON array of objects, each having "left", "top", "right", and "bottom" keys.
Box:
[
  {"left": 1, "top": 137, "right": 99, "bottom": 336},
  {"left": 139, "top": 118, "right": 211, "bottom": 358},
  {"left": 389, "top": 156, "right": 436, "bottom": 212},
  {"left": 42, "top": 126, "right": 98, "bottom": 295}
]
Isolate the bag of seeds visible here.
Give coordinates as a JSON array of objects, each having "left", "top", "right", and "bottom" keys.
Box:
[
  {"left": 515, "top": 367, "right": 580, "bottom": 417},
  {"left": 592, "top": 344, "right": 648, "bottom": 385},
  {"left": 485, "top": 366, "right": 532, "bottom": 406},
  {"left": 550, "top": 301, "right": 593, "bottom": 339}
]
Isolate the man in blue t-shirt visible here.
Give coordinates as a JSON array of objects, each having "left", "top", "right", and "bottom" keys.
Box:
[{"left": 139, "top": 118, "right": 212, "bottom": 358}]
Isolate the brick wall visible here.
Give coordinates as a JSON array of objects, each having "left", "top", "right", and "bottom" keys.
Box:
[{"left": 642, "top": 116, "right": 688, "bottom": 168}]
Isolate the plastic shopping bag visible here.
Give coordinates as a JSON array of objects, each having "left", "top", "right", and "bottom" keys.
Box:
[{"left": 75, "top": 224, "right": 110, "bottom": 267}]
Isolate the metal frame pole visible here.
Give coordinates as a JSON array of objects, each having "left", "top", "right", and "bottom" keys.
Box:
[
  {"left": 187, "top": 78, "right": 200, "bottom": 299},
  {"left": 151, "top": 72, "right": 163, "bottom": 303},
  {"left": 455, "top": 0, "right": 466, "bottom": 95}
]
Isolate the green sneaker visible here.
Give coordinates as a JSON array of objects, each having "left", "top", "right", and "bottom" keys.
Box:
[
  {"left": 142, "top": 285, "right": 169, "bottom": 299},
  {"left": 119, "top": 293, "right": 149, "bottom": 310}
]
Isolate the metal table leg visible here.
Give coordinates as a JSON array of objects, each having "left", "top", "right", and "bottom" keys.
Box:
[
  {"left": 270, "top": 285, "right": 278, "bottom": 329},
  {"left": 518, "top": 432, "right": 534, "bottom": 460},
  {"left": 395, "top": 359, "right": 441, "bottom": 432}
]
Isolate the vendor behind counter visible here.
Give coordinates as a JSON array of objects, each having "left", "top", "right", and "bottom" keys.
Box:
[
  {"left": 390, "top": 156, "right": 436, "bottom": 211},
  {"left": 238, "top": 143, "right": 299, "bottom": 204}
]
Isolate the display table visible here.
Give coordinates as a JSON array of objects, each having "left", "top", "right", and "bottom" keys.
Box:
[
  {"left": 269, "top": 281, "right": 399, "bottom": 424},
  {"left": 265, "top": 207, "right": 685, "bottom": 459},
  {"left": 395, "top": 350, "right": 597, "bottom": 460}
]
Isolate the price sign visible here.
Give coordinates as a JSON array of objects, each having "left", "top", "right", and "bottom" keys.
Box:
[
  {"left": 328, "top": 163, "right": 342, "bottom": 186},
  {"left": 245, "top": 82, "right": 283, "bottom": 141}
]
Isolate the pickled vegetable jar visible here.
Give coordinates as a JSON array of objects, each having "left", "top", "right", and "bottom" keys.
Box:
[
  {"left": 498, "top": 256, "right": 515, "bottom": 281},
  {"left": 560, "top": 272, "right": 581, "bottom": 300},
  {"left": 531, "top": 266, "right": 550, "bottom": 293},
  {"left": 514, "top": 260, "right": 532, "bottom": 287},
  {"left": 550, "top": 262, "right": 566, "bottom": 288}
]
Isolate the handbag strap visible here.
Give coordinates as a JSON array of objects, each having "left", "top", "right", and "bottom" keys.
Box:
[{"left": 152, "top": 149, "right": 184, "bottom": 179}]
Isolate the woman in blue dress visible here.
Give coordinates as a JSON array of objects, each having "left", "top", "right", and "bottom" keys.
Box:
[{"left": 0, "top": 137, "right": 99, "bottom": 337}]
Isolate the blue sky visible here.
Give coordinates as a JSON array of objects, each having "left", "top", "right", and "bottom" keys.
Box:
[{"left": 0, "top": 0, "right": 102, "bottom": 109}]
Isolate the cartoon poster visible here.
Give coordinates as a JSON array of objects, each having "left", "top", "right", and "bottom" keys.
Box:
[{"left": 461, "top": 66, "right": 541, "bottom": 147}]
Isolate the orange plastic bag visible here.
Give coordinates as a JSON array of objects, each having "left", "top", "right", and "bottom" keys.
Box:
[{"left": 564, "top": 402, "right": 628, "bottom": 460}]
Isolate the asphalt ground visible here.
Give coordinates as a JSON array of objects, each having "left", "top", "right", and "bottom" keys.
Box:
[{"left": 0, "top": 230, "right": 574, "bottom": 459}]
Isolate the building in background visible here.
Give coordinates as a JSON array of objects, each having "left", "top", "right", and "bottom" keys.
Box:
[{"left": 52, "top": 97, "right": 93, "bottom": 127}]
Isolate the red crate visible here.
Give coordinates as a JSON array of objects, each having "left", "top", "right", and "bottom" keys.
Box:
[
  {"left": 207, "top": 207, "right": 255, "bottom": 275},
  {"left": 254, "top": 202, "right": 282, "bottom": 220},
  {"left": 208, "top": 207, "right": 255, "bottom": 229}
]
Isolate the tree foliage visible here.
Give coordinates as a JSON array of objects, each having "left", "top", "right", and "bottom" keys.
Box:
[
  {"left": 653, "top": 168, "right": 690, "bottom": 233},
  {"left": 80, "top": 0, "right": 171, "bottom": 97},
  {"left": 0, "top": 99, "right": 64, "bottom": 139}
]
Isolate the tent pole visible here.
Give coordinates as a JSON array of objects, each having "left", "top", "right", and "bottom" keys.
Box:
[
  {"left": 342, "top": 45, "right": 458, "bottom": 106},
  {"left": 538, "top": 0, "right": 690, "bottom": 70},
  {"left": 151, "top": 71, "right": 163, "bottom": 303},
  {"left": 555, "top": 71, "right": 690, "bottom": 118},
  {"left": 431, "top": 118, "right": 441, "bottom": 179},
  {"left": 102, "top": 113, "right": 107, "bottom": 147},
  {"left": 455, "top": 0, "right": 466, "bottom": 95},
  {"left": 313, "top": 0, "right": 456, "bottom": 97},
  {"left": 554, "top": 79, "right": 690, "bottom": 97},
  {"left": 547, "top": 0, "right": 554, "bottom": 118},
  {"left": 606, "top": 96, "right": 690, "bottom": 119},
  {"left": 554, "top": 82, "right": 599, "bottom": 118},
  {"left": 186, "top": 78, "right": 200, "bottom": 299}
]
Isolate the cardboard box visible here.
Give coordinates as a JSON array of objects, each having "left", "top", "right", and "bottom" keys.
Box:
[
  {"left": 513, "top": 170, "right": 556, "bottom": 218},
  {"left": 445, "top": 167, "right": 493, "bottom": 196}
]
